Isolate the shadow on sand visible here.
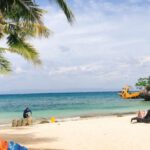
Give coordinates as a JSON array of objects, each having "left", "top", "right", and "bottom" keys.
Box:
[
  {"left": 1, "top": 132, "right": 63, "bottom": 150},
  {"left": 30, "top": 149, "right": 64, "bottom": 150}
]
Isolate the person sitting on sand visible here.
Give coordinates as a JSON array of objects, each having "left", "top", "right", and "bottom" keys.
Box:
[
  {"left": 23, "top": 107, "right": 32, "bottom": 118},
  {"left": 131, "top": 109, "right": 150, "bottom": 123},
  {"left": 137, "top": 110, "right": 147, "bottom": 118}
]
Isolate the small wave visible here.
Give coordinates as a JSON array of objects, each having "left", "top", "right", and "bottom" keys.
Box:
[{"left": 57, "top": 116, "right": 81, "bottom": 122}]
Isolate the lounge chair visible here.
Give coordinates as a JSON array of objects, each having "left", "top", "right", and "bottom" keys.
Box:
[{"left": 131, "top": 109, "right": 150, "bottom": 123}]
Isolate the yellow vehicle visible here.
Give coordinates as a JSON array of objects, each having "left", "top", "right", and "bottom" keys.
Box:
[{"left": 119, "top": 85, "right": 140, "bottom": 99}]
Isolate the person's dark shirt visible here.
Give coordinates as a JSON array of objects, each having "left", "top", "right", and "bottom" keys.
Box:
[
  {"left": 144, "top": 109, "right": 150, "bottom": 119},
  {"left": 23, "top": 107, "right": 32, "bottom": 118}
]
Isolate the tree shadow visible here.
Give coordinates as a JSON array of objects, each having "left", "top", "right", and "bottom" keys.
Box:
[
  {"left": 30, "top": 149, "right": 64, "bottom": 150},
  {"left": 0, "top": 132, "right": 62, "bottom": 150}
]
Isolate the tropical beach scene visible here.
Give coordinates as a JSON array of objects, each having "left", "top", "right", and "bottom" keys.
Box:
[{"left": 0, "top": 0, "right": 150, "bottom": 150}]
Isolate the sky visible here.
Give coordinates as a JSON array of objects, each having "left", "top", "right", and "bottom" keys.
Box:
[{"left": 0, "top": 0, "right": 150, "bottom": 93}]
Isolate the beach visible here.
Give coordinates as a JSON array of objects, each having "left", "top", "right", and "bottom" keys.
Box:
[
  {"left": 0, "top": 92, "right": 149, "bottom": 150},
  {"left": 0, "top": 114, "right": 149, "bottom": 150},
  {"left": 1, "top": 0, "right": 150, "bottom": 150}
]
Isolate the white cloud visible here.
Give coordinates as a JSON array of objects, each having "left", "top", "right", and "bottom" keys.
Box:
[
  {"left": 138, "top": 56, "right": 150, "bottom": 66},
  {"left": 48, "top": 63, "right": 102, "bottom": 75},
  {"left": 14, "top": 67, "right": 25, "bottom": 74}
]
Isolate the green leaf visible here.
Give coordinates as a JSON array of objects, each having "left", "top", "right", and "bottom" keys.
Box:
[
  {"left": 0, "top": 0, "right": 74, "bottom": 74},
  {"left": 54, "top": 0, "right": 74, "bottom": 23},
  {"left": 0, "top": 53, "right": 11, "bottom": 73},
  {"left": 7, "top": 34, "right": 41, "bottom": 64},
  {"left": 135, "top": 76, "right": 150, "bottom": 89}
]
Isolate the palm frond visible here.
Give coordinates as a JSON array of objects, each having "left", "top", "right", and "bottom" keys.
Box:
[
  {"left": 0, "top": 53, "right": 11, "bottom": 73},
  {"left": 19, "top": 22, "right": 51, "bottom": 38},
  {"left": 17, "top": 0, "right": 44, "bottom": 23},
  {"left": 0, "top": 15, "right": 5, "bottom": 39},
  {"left": 53, "top": 0, "right": 74, "bottom": 23},
  {"left": 7, "top": 34, "right": 41, "bottom": 64},
  {"left": 0, "top": 0, "right": 74, "bottom": 74},
  {"left": 4, "top": 22, "right": 50, "bottom": 38},
  {"left": 33, "top": 23, "right": 51, "bottom": 37},
  {"left": 0, "top": 0, "right": 44, "bottom": 23}
]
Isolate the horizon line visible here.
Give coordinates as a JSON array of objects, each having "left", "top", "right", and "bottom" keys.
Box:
[{"left": 0, "top": 90, "right": 120, "bottom": 96}]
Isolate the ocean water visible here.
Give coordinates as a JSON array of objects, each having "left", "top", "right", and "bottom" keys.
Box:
[{"left": 0, "top": 92, "right": 150, "bottom": 123}]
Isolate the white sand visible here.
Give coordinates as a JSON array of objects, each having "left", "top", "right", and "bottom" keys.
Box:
[{"left": 0, "top": 115, "right": 150, "bottom": 150}]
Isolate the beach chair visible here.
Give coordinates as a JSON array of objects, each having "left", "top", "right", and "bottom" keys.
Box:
[
  {"left": 8, "top": 141, "right": 28, "bottom": 150},
  {"left": 131, "top": 109, "right": 150, "bottom": 123},
  {"left": 0, "top": 138, "right": 8, "bottom": 150}
]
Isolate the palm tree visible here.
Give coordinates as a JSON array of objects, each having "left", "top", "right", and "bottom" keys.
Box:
[{"left": 0, "top": 0, "right": 74, "bottom": 73}]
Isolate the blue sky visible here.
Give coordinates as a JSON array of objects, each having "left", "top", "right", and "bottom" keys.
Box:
[{"left": 0, "top": 0, "right": 150, "bottom": 94}]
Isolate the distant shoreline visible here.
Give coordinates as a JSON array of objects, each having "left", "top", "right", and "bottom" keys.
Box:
[{"left": 0, "top": 91, "right": 119, "bottom": 96}]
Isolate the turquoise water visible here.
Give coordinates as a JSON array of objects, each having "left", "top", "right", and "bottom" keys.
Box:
[{"left": 0, "top": 92, "right": 150, "bottom": 123}]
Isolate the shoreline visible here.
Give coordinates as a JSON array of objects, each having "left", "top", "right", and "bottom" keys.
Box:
[
  {"left": 0, "top": 111, "right": 137, "bottom": 126},
  {"left": 79, "top": 111, "right": 136, "bottom": 118}
]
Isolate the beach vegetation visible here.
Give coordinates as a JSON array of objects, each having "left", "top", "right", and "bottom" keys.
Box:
[
  {"left": 0, "top": 0, "right": 74, "bottom": 73},
  {"left": 135, "top": 76, "right": 150, "bottom": 91}
]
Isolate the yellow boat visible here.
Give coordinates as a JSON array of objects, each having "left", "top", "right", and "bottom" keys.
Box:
[{"left": 119, "top": 85, "right": 140, "bottom": 99}]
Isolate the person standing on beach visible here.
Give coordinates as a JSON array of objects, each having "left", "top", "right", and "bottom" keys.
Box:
[{"left": 23, "top": 107, "right": 32, "bottom": 118}]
